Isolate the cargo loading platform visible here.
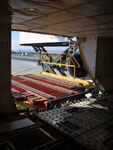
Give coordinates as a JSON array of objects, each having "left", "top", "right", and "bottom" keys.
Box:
[{"left": 11, "top": 73, "right": 93, "bottom": 110}]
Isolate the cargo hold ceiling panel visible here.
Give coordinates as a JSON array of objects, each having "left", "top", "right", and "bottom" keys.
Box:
[{"left": 7, "top": 0, "right": 113, "bottom": 37}]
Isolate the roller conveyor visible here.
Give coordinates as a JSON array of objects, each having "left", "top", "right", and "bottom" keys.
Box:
[
  {"left": 11, "top": 74, "right": 92, "bottom": 110},
  {"left": 12, "top": 84, "right": 27, "bottom": 93},
  {"left": 12, "top": 76, "right": 67, "bottom": 98},
  {"left": 19, "top": 75, "right": 76, "bottom": 94},
  {"left": 12, "top": 83, "right": 49, "bottom": 109},
  {"left": 25, "top": 74, "right": 80, "bottom": 90},
  {"left": 12, "top": 80, "right": 53, "bottom": 99}
]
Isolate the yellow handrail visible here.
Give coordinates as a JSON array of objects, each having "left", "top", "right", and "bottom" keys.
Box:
[{"left": 41, "top": 52, "right": 76, "bottom": 78}]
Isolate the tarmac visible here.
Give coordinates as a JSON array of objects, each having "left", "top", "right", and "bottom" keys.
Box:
[
  {"left": 11, "top": 55, "right": 42, "bottom": 75},
  {"left": 11, "top": 55, "right": 91, "bottom": 80},
  {"left": 11, "top": 55, "right": 70, "bottom": 76}
]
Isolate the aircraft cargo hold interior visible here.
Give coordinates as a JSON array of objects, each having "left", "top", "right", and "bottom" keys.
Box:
[{"left": 0, "top": 0, "right": 113, "bottom": 150}]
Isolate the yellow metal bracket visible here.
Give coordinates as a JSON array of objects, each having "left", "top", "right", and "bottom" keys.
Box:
[{"left": 41, "top": 52, "right": 77, "bottom": 79}]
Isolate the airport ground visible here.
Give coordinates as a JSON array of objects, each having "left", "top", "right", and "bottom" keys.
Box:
[
  {"left": 11, "top": 55, "right": 42, "bottom": 75},
  {"left": 11, "top": 55, "right": 90, "bottom": 79},
  {"left": 11, "top": 55, "right": 70, "bottom": 76}
]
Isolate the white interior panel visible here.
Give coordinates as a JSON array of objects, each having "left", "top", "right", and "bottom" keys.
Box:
[{"left": 80, "top": 37, "right": 97, "bottom": 77}]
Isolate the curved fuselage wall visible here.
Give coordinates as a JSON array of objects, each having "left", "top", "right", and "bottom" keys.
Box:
[{"left": 79, "top": 37, "right": 113, "bottom": 92}]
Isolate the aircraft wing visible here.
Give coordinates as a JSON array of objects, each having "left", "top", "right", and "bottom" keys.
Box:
[{"left": 20, "top": 42, "right": 69, "bottom": 47}]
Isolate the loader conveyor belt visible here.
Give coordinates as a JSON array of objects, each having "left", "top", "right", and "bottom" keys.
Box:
[
  {"left": 25, "top": 74, "right": 80, "bottom": 90},
  {"left": 12, "top": 76, "right": 67, "bottom": 98},
  {"left": 11, "top": 74, "right": 93, "bottom": 110}
]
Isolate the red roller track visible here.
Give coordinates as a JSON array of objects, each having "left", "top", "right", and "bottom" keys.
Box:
[
  {"left": 12, "top": 76, "right": 67, "bottom": 98},
  {"left": 12, "top": 83, "right": 48, "bottom": 101},
  {"left": 12, "top": 83, "right": 49, "bottom": 107},
  {"left": 24, "top": 75, "right": 77, "bottom": 90},
  {"left": 36, "top": 75, "right": 78, "bottom": 88},
  {"left": 12, "top": 84, "right": 27, "bottom": 93},
  {"left": 36, "top": 75, "right": 84, "bottom": 91}
]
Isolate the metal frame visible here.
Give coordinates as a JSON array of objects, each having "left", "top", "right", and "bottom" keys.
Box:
[
  {"left": 41, "top": 52, "right": 77, "bottom": 79},
  {"left": 33, "top": 45, "right": 70, "bottom": 76}
]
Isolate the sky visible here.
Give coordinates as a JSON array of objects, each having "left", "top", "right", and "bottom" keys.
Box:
[{"left": 11, "top": 31, "right": 34, "bottom": 52}]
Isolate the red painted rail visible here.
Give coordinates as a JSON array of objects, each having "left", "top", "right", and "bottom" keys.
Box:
[
  {"left": 12, "top": 84, "right": 27, "bottom": 93},
  {"left": 36, "top": 74, "right": 84, "bottom": 91},
  {"left": 25, "top": 74, "right": 76, "bottom": 90},
  {"left": 12, "top": 83, "right": 49, "bottom": 109},
  {"left": 12, "top": 76, "right": 67, "bottom": 98}
]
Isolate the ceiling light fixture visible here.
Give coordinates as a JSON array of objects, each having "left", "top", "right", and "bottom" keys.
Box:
[
  {"left": 99, "top": 25, "right": 106, "bottom": 29},
  {"left": 25, "top": 8, "right": 39, "bottom": 13}
]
